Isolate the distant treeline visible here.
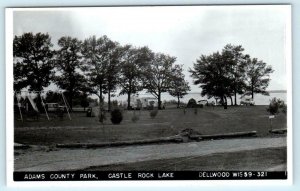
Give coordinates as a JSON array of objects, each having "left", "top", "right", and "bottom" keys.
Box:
[{"left": 13, "top": 33, "right": 273, "bottom": 110}]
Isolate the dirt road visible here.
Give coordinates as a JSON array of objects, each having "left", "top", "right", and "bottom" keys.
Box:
[{"left": 14, "top": 137, "right": 286, "bottom": 171}]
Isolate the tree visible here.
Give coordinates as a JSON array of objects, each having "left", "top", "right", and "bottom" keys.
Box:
[
  {"left": 267, "top": 98, "right": 286, "bottom": 115},
  {"left": 143, "top": 53, "right": 179, "bottom": 109},
  {"left": 80, "top": 94, "right": 90, "bottom": 111},
  {"left": 190, "top": 52, "right": 232, "bottom": 109},
  {"left": 54, "top": 36, "right": 86, "bottom": 109},
  {"left": 81, "top": 35, "right": 115, "bottom": 110},
  {"left": 222, "top": 44, "right": 248, "bottom": 105},
  {"left": 13, "top": 32, "right": 54, "bottom": 109},
  {"left": 168, "top": 65, "right": 190, "bottom": 108},
  {"left": 44, "top": 91, "right": 63, "bottom": 104},
  {"left": 104, "top": 43, "right": 122, "bottom": 111},
  {"left": 119, "top": 45, "right": 154, "bottom": 110},
  {"left": 244, "top": 58, "right": 273, "bottom": 99}
]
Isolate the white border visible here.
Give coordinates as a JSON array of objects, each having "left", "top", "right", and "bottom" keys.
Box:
[
  {"left": 286, "top": 4, "right": 293, "bottom": 186},
  {"left": 5, "top": 5, "right": 293, "bottom": 187},
  {"left": 6, "top": 8, "right": 14, "bottom": 187}
]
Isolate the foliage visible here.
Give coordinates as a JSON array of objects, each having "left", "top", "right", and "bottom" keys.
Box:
[
  {"left": 142, "top": 53, "right": 179, "bottom": 109},
  {"left": 81, "top": 35, "right": 115, "bottom": 104},
  {"left": 194, "top": 108, "right": 198, "bottom": 114},
  {"left": 187, "top": 98, "right": 197, "bottom": 108},
  {"left": 110, "top": 109, "right": 123, "bottom": 124},
  {"left": 44, "top": 91, "right": 63, "bottom": 104},
  {"left": 119, "top": 45, "right": 153, "bottom": 109},
  {"left": 190, "top": 44, "right": 273, "bottom": 108},
  {"left": 244, "top": 58, "right": 274, "bottom": 99},
  {"left": 98, "top": 111, "right": 106, "bottom": 123},
  {"left": 80, "top": 94, "right": 90, "bottom": 109},
  {"left": 222, "top": 44, "right": 248, "bottom": 105},
  {"left": 168, "top": 65, "right": 190, "bottom": 108},
  {"left": 267, "top": 98, "right": 287, "bottom": 115},
  {"left": 13, "top": 32, "right": 54, "bottom": 92},
  {"left": 54, "top": 36, "right": 87, "bottom": 109},
  {"left": 131, "top": 112, "right": 140, "bottom": 123},
  {"left": 149, "top": 109, "right": 158, "bottom": 119},
  {"left": 104, "top": 45, "right": 123, "bottom": 111},
  {"left": 190, "top": 51, "right": 232, "bottom": 108}
]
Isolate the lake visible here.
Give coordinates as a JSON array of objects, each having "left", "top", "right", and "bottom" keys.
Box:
[{"left": 110, "top": 91, "right": 287, "bottom": 106}]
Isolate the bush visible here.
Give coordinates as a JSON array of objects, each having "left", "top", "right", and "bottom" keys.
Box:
[
  {"left": 98, "top": 111, "right": 106, "bottom": 123},
  {"left": 187, "top": 98, "right": 197, "bottom": 108},
  {"left": 110, "top": 109, "right": 123, "bottom": 124},
  {"left": 267, "top": 98, "right": 286, "bottom": 115},
  {"left": 150, "top": 109, "right": 158, "bottom": 119},
  {"left": 131, "top": 114, "right": 139, "bottom": 123}
]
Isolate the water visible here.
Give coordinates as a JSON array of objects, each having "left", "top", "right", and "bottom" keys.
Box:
[
  {"left": 108, "top": 91, "right": 287, "bottom": 106},
  {"left": 159, "top": 92, "right": 287, "bottom": 105}
]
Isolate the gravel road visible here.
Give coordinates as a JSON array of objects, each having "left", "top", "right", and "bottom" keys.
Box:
[{"left": 14, "top": 137, "right": 286, "bottom": 171}]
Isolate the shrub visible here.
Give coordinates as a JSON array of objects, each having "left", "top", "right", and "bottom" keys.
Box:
[
  {"left": 110, "top": 109, "right": 123, "bottom": 124},
  {"left": 112, "top": 100, "right": 119, "bottom": 109},
  {"left": 131, "top": 114, "right": 139, "bottom": 123},
  {"left": 267, "top": 98, "right": 286, "bottom": 115},
  {"left": 194, "top": 108, "right": 198, "bottom": 114},
  {"left": 98, "top": 111, "right": 106, "bottom": 123},
  {"left": 150, "top": 109, "right": 158, "bottom": 119},
  {"left": 187, "top": 98, "right": 197, "bottom": 108}
]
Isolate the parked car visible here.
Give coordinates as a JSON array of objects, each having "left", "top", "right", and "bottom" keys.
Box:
[{"left": 240, "top": 98, "right": 255, "bottom": 106}]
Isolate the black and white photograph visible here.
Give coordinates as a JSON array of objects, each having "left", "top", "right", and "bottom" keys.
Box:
[{"left": 6, "top": 5, "right": 291, "bottom": 184}]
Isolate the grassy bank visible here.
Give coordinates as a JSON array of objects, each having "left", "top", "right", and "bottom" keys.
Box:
[{"left": 14, "top": 105, "right": 287, "bottom": 146}]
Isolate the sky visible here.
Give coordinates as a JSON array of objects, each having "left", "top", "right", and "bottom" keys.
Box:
[{"left": 12, "top": 5, "right": 290, "bottom": 95}]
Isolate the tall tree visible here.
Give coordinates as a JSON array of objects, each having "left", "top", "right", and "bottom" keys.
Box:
[
  {"left": 54, "top": 36, "right": 86, "bottom": 109},
  {"left": 104, "top": 43, "right": 122, "bottom": 111},
  {"left": 190, "top": 52, "right": 232, "bottom": 109},
  {"left": 244, "top": 57, "right": 273, "bottom": 99},
  {"left": 222, "top": 44, "right": 248, "bottom": 105},
  {"left": 13, "top": 32, "right": 54, "bottom": 91},
  {"left": 143, "top": 53, "right": 178, "bottom": 109},
  {"left": 13, "top": 32, "right": 54, "bottom": 109},
  {"left": 81, "top": 35, "right": 115, "bottom": 110},
  {"left": 168, "top": 65, "right": 190, "bottom": 108},
  {"left": 119, "top": 45, "right": 153, "bottom": 110}
]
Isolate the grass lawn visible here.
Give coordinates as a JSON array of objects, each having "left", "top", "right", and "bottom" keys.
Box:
[
  {"left": 84, "top": 147, "right": 287, "bottom": 171},
  {"left": 14, "top": 105, "right": 287, "bottom": 146}
]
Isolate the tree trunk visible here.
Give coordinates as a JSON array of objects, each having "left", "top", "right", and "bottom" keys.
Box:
[
  {"left": 177, "top": 95, "right": 180, "bottom": 108},
  {"left": 158, "top": 91, "right": 161, "bottom": 110},
  {"left": 127, "top": 82, "right": 132, "bottom": 110},
  {"left": 99, "top": 85, "right": 103, "bottom": 111},
  {"left": 234, "top": 90, "right": 237, "bottom": 105},
  {"left": 223, "top": 96, "right": 227, "bottom": 109},
  {"left": 108, "top": 89, "right": 111, "bottom": 111},
  {"left": 127, "top": 91, "right": 131, "bottom": 110},
  {"left": 229, "top": 96, "right": 233, "bottom": 106},
  {"left": 36, "top": 92, "right": 42, "bottom": 112},
  {"left": 251, "top": 84, "right": 254, "bottom": 99}
]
